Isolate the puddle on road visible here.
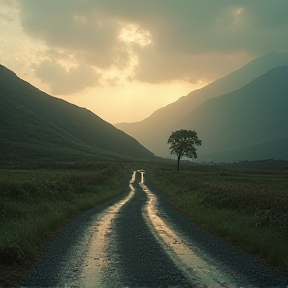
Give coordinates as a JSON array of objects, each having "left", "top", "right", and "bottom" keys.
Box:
[
  {"left": 140, "top": 172, "right": 247, "bottom": 288},
  {"left": 63, "top": 172, "right": 137, "bottom": 288}
]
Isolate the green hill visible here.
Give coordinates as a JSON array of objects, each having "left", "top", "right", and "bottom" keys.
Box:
[{"left": 0, "top": 64, "right": 154, "bottom": 161}]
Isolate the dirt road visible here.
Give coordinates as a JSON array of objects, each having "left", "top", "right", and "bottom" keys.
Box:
[{"left": 21, "top": 171, "right": 287, "bottom": 287}]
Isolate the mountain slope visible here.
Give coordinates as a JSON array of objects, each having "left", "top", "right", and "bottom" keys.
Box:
[
  {"left": 178, "top": 65, "right": 288, "bottom": 161},
  {"left": 0, "top": 64, "right": 154, "bottom": 161},
  {"left": 115, "top": 51, "right": 288, "bottom": 156}
]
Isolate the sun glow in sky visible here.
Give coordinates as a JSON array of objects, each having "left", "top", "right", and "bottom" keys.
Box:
[{"left": 0, "top": 0, "right": 287, "bottom": 124}]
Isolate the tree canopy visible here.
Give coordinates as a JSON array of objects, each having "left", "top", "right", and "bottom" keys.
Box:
[{"left": 167, "top": 129, "right": 202, "bottom": 171}]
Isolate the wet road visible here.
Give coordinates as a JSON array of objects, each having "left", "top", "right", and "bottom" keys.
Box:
[{"left": 22, "top": 171, "right": 287, "bottom": 287}]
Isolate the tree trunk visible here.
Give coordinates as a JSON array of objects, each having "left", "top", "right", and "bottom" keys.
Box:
[{"left": 177, "top": 155, "right": 180, "bottom": 171}]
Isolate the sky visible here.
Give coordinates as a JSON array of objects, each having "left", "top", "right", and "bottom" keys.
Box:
[{"left": 0, "top": 0, "right": 287, "bottom": 124}]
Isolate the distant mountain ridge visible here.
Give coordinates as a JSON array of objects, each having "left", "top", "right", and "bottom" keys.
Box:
[
  {"left": 115, "top": 51, "right": 288, "bottom": 161},
  {"left": 178, "top": 65, "right": 288, "bottom": 161},
  {"left": 0, "top": 64, "right": 154, "bottom": 161}
]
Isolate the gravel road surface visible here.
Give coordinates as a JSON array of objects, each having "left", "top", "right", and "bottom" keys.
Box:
[{"left": 21, "top": 171, "right": 287, "bottom": 287}]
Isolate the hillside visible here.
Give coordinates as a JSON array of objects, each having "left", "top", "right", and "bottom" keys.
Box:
[
  {"left": 178, "top": 65, "right": 288, "bottom": 161},
  {"left": 0, "top": 64, "right": 154, "bottom": 161},
  {"left": 115, "top": 51, "right": 288, "bottom": 156}
]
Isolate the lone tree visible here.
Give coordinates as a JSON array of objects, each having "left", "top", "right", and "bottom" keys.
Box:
[{"left": 168, "top": 129, "right": 202, "bottom": 171}]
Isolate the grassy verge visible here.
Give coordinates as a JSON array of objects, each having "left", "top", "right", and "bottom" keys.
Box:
[
  {"left": 0, "top": 161, "right": 127, "bottom": 286},
  {"left": 146, "top": 162, "right": 288, "bottom": 275}
]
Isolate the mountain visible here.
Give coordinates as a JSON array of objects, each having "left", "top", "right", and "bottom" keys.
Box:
[
  {"left": 0, "top": 64, "right": 154, "bottom": 161},
  {"left": 178, "top": 65, "right": 288, "bottom": 161},
  {"left": 115, "top": 51, "right": 288, "bottom": 156}
]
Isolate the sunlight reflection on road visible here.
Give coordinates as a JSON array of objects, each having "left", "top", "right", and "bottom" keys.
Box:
[
  {"left": 78, "top": 171, "right": 137, "bottom": 287},
  {"left": 140, "top": 171, "right": 246, "bottom": 288}
]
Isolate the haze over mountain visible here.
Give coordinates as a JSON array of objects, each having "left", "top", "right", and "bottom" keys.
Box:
[
  {"left": 0, "top": 64, "right": 154, "bottom": 161},
  {"left": 179, "top": 65, "right": 288, "bottom": 161},
  {"left": 115, "top": 51, "right": 288, "bottom": 161}
]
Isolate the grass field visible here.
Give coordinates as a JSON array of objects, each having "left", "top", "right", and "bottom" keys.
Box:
[
  {"left": 0, "top": 161, "right": 128, "bottom": 286},
  {"left": 146, "top": 160, "right": 288, "bottom": 275},
  {"left": 1, "top": 159, "right": 288, "bottom": 285}
]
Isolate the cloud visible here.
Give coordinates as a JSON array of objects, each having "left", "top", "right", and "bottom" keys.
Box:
[
  {"left": 35, "top": 59, "right": 99, "bottom": 94},
  {"left": 95, "top": 0, "right": 288, "bottom": 54},
  {"left": 0, "top": 0, "right": 19, "bottom": 25},
  {"left": 0, "top": 11, "right": 13, "bottom": 25},
  {"left": 134, "top": 48, "right": 251, "bottom": 84},
  {"left": 16, "top": 0, "right": 288, "bottom": 86}
]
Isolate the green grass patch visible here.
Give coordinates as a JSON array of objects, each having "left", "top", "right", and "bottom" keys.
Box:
[
  {"left": 0, "top": 161, "right": 127, "bottom": 285},
  {"left": 146, "top": 162, "right": 288, "bottom": 274}
]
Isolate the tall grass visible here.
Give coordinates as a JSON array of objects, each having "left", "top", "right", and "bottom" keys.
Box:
[
  {"left": 0, "top": 162, "right": 125, "bottom": 261},
  {"left": 147, "top": 163, "right": 288, "bottom": 273}
]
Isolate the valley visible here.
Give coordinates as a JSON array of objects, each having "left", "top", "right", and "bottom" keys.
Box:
[
  {"left": 0, "top": 51, "right": 288, "bottom": 287},
  {"left": 115, "top": 51, "right": 288, "bottom": 161}
]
